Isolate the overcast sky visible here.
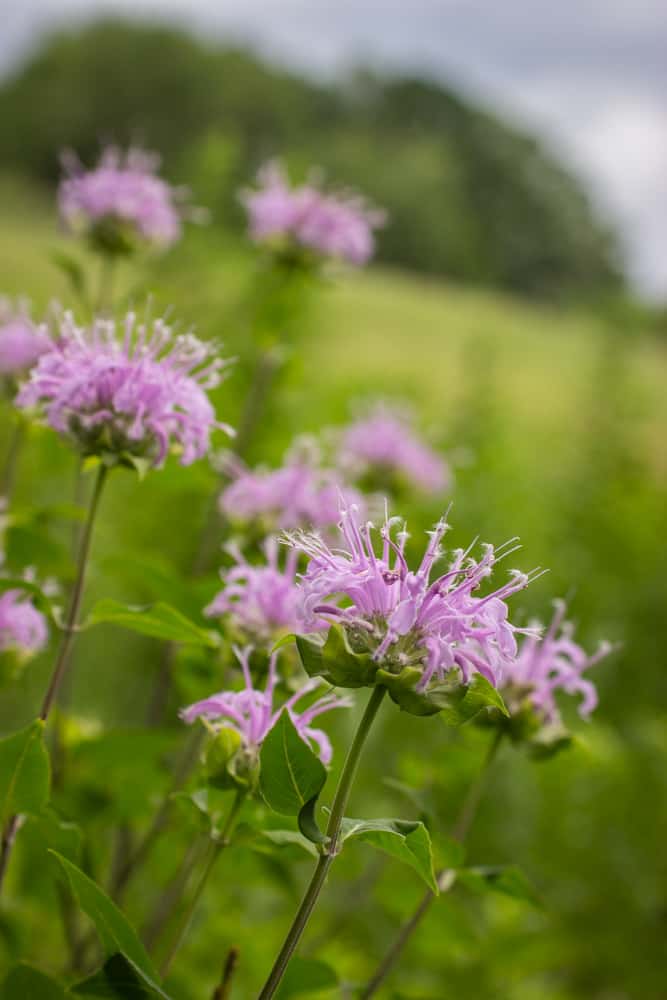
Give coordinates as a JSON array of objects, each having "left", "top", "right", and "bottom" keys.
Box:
[{"left": 4, "top": 0, "right": 667, "bottom": 299}]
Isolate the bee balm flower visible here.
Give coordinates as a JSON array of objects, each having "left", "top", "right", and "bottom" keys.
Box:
[
  {"left": 205, "top": 538, "right": 312, "bottom": 644},
  {"left": 338, "top": 404, "right": 450, "bottom": 495},
  {"left": 242, "top": 162, "right": 385, "bottom": 266},
  {"left": 503, "top": 600, "right": 613, "bottom": 724},
  {"left": 181, "top": 647, "right": 351, "bottom": 766},
  {"left": 0, "top": 588, "right": 48, "bottom": 661},
  {"left": 59, "top": 147, "right": 193, "bottom": 252},
  {"left": 0, "top": 299, "right": 50, "bottom": 386},
  {"left": 289, "top": 503, "right": 539, "bottom": 711},
  {"left": 220, "top": 455, "right": 363, "bottom": 532},
  {"left": 16, "top": 311, "right": 231, "bottom": 469}
]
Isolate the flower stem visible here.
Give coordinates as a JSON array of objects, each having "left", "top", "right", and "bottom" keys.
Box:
[
  {"left": 359, "top": 729, "right": 504, "bottom": 999},
  {"left": 159, "top": 789, "right": 246, "bottom": 979},
  {"left": 40, "top": 462, "right": 108, "bottom": 722},
  {"left": 0, "top": 414, "right": 26, "bottom": 503},
  {"left": 0, "top": 463, "right": 108, "bottom": 896},
  {"left": 257, "top": 684, "right": 387, "bottom": 1000}
]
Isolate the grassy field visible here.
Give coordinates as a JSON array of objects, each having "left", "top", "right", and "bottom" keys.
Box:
[{"left": 1, "top": 174, "right": 666, "bottom": 999}]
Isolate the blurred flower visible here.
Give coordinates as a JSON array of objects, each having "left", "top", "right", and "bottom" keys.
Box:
[
  {"left": 242, "top": 161, "right": 385, "bottom": 266},
  {"left": 206, "top": 537, "right": 315, "bottom": 644},
  {"left": 58, "top": 146, "right": 196, "bottom": 252},
  {"left": 16, "top": 310, "right": 232, "bottom": 469},
  {"left": 180, "top": 646, "right": 351, "bottom": 765},
  {"left": 504, "top": 599, "right": 613, "bottom": 723},
  {"left": 289, "top": 502, "right": 538, "bottom": 693},
  {"left": 338, "top": 403, "right": 450, "bottom": 494},
  {"left": 0, "top": 299, "right": 51, "bottom": 384},
  {"left": 0, "top": 559, "right": 49, "bottom": 677},
  {"left": 219, "top": 451, "right": 364, "bottom": 532}
]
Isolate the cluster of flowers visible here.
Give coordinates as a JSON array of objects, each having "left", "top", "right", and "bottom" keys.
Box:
[
  {"left": 242, "top": 161, "right": 385, "bottom": 266},
  {"left": 0, "top": 143, "right": 612, "bottom": 774}
]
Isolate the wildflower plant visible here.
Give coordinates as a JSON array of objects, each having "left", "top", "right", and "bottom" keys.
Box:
[
  {"left": 290, "top": 503, "right": 535, "bottom": 715},
  {"left": 17, "top": 310, "right": 231, "bottom": 474},
  {"left": 242, "top": 161, "right": 385, "bottom": 268},
  {"left": 59, "top": 146, "right": 195, "bottom": 256},
  {"left": 337, "top": 402, "right": 451, "bottom": 495},
  {"left": 0, "top": 298, "right": 51, "bottom": 393}
]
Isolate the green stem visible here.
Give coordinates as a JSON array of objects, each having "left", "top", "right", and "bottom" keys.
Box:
[
  {"left": 159, "top": 790, "right": 246, "bottom": 979},
  {"left": 359, "top": 729, "right": 504, "bottom": 999},
  {"left": 0, "top": 463, "right": 108, "bottom": 897},
  {"left": 95, "top": 254, "right": 116, "bottom": 316},
  {"left": 0, "top": 415, "right": 26, "bottom": 502},
  {"left": 40, "top": 463, "right": 108, "bottom": 722},
  {"left": 257, "top": 685, "right": 387, "bottom": 1000}
]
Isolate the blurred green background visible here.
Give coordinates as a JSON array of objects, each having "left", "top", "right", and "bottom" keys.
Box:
[{"left": 0, "top": 17, "right": 666, "bottom": 1000}]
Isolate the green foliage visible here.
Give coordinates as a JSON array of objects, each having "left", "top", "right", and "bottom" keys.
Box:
[
  {"left": 457, "top": 865, "right": 542, "bottom": 908},
  {"left": 49, "top": 852, "right": 158, "bottom": 981},
  {"left": 87, "top": 599, "right": 218, "bottom": 646},
  {"left": 72, "top": 954, "right": 173, "bottom": 999},
  {"left": 274, "top": 957, "right": 338, "bottom": 998},
  {"left": 0, "top": 721, "right": 50, "bottom": 825},
  {"left": 1, "top": 964, "right": 66, "bottom": 999},
  {"left": 259, "top": 711, "right": 327, "bottom": 816},
  {"left": 340, "top": 816, "right": 438, "bottom": 893}
]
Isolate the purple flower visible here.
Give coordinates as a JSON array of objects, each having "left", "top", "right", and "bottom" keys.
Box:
[
  {"left": 290, "top": 503, "right": 538, "bottom": 692},
  {"left": 338, "top": 404, "right": 450, "bottom": 494},
  {"left": 180, "top": 646, "right": 351, "bottom": 765},
  {"left": 16, "top": 311, "right": 231, "bottom": 468},
  {"left": 205, "top": 538, "right": 313, "bottom": 643},
  {"left": 0, "top": 578, "right": 48, "bottom": 662},
  {"left": 504, "top": 600, "right": 613, "bottom": 722},
  {"left": 0, "top": 299, "right": 51, "bottom": 382},
  {"left": 241, "top": 161, "right": 385, "bottom": 266},
  {"left": 58, "top": 147, "right": 194, "bottom": 250},
  {"left": 219, "top": 454, "right": 364, "bottom": 532}
]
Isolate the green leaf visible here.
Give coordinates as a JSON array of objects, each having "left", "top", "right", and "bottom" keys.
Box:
[
  {"left": 49, "top": 852, "right": 158, "bottom": 981},
  {"left": 438, "top": 673, "right": 509, "bottom": 726},
  {"left": 259, "top": 711, "right": 327, "bottom": 815},
  {"left": 271, "top": 632, "right": 297, "bottom": 653},
  {"left": 340, "top": 816, "right": 438, "bottom": 893},
  {"left": 298, "top": 795, "right": 329, "bottom": 846},
  {"left": 274, "top": 957, "right": 338, "bottom": 998},
  {"left": 457, "top": 865, "right": 542, "bottom": 907},
  {"left": 87, "top": 599, "right": 218, "bottom": 647},
  {"left": 239, "top": 827, "right": 319, "bottom": 859},
  {"left": 0, "top": 721, "right": 50, "bottom": 825},
  {"left": 1, "top": 964, "right": 66, "bottom": 999},
  {"left": 296, "top": 626, "right": 377, "bottom": 688},
  {"left": 26, "top": 807, "right": 82, "bottom": 863},
  {"left": 71, "top": 953, "right": 173, "bottom": 999}
]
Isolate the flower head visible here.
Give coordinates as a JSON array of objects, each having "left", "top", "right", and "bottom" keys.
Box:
[
  {"left": 0, "top": 560, "right": 49, "bottom": 675},
  {"left": 16, "top": 311, "right": 231, "bottom": 469},
  {"left": 206, "top": 538, "right": 314, "bottom": 644},
  {"left": 0, "top": 299, "right": 51, "bottom": 383},
  {"left": 180, "top": 646, "right": 351, "bottom": 765},
  {"left": 220, "top": 453, "right": 364, "bottom": 532},
  {"left": 290, "top": 503, "right": 538, "bottom": 700},
  {"left": 241, "top": 161, "right": 385, "bottom": 266},
  {"left": 503, "top": 600, "right": 613, "bottom": 723},
  {"left": 59, "top": 147, "right": 194, "bottom": 251},
  {"left": 338, "top": 403, "right": 450, "bottom": 494}
]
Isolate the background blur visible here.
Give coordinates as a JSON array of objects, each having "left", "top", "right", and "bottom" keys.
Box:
[{"left": 1, "top": 5, "right": 666, "bottom": 999}]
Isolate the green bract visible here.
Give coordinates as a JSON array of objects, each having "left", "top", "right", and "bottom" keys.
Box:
[{"left": 296, "top": 625, "right": 509, "bottom": 722}]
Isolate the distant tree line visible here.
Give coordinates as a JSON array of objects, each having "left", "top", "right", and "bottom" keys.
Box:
[{"left": 0, "top": 18, "right": 624, "bottom": 300}]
